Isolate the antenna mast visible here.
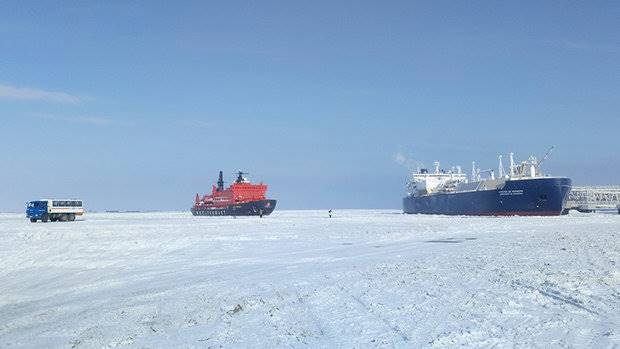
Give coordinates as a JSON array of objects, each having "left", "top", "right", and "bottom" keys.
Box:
[
  {"left": 471, "top": 161, "right": 476, "bottom": 181},
  {"left": 498, "top": 155, "right": 505, "bottom": 178},
  {"left": 217, "top": 171, "right": 225, "bottom": 191}
]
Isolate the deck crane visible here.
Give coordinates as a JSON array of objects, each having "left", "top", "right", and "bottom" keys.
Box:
[{"left": 538, "top": 146, "right": 555, "bottom": 167}]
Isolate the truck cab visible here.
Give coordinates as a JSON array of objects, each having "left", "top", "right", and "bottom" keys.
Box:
[{"left": 26, "top": 199, "right": 84, "bottom": 222}]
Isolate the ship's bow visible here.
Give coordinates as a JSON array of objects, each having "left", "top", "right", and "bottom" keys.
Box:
[
  {"left": 231, "top": 199, "right": 277, "bottom": 216},
  {"left": 504, "top": 176, "right": 572, "bottom": 216}
]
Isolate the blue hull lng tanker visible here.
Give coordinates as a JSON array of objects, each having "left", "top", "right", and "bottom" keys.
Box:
[{"left": 403, "top": 152, "right": 571, "bottom": 216}]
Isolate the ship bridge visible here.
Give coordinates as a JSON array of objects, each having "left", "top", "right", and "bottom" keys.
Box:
[{"left": 565, "top": 186, "right": 620, "bottom": 213}]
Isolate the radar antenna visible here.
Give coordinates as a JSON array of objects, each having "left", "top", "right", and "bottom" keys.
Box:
[{"left": 235, "top": 170, "right": 249, "bottom": 183}]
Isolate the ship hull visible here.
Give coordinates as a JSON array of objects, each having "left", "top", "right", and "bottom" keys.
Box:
[
  {"left": 403, "top": 177, "right": 571, "bottom": 216},
  {"left": 191, "top": 200, "right": 277, "bottom": 217}
]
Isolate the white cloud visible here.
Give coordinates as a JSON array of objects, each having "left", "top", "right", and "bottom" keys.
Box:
[
  {"left": 181, "top": 120, "right": 216, "bottom": 128},
  {"left": 31, "top": 113, "right": 118, "bottom": 126},
  {"left": 542, "top": 39, "right": 619, "bottom": 54},
  {"left": 0, "top": 84, "right": 83, "bottom": 104},
  {"left": 561, "top": 40, "right": 589, "bottom": 50}
]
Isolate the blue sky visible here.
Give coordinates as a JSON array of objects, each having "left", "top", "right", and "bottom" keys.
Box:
[{"left": 1, "top": 1, "right": 619, "bottom": 211}]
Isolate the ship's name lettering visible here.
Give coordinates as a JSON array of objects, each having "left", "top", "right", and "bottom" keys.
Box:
[{"left": 499, "top": 190, "right": 524, "bottom": 196}]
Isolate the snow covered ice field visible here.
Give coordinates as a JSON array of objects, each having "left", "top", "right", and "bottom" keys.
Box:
[{"left": 0, "top": 210, "right": 618, "bottom": 348}]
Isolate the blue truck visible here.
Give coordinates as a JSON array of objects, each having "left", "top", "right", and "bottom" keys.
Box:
[{"left": 26, "top": 199, "right": 84, "bottom": 222}]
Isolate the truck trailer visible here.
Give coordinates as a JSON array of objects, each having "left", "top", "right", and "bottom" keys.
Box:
[{"left": 26, "top": 199, "right": 84, "bottom": 222}]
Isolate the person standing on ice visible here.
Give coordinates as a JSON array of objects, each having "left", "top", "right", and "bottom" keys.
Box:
[{"left": 328, "top": 209, "right": 332, "bottom": 218}]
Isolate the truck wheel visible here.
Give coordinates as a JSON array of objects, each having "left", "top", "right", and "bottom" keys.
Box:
[
  {"left": 42, "top": 215, "right": 49, "bottom": 223},
  {"left": 30, "top": 218, "right": 37, "bottom": 223},
  {"left": 69, "top": 214, "right": 75, "bottom": 221},
  {"left": 60, "top": 214, "right": 68, "bottom": 222}
]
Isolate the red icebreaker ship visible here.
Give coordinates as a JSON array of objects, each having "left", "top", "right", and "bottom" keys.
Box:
[{"left": 191, "top": 171, "right": 277, "bottom": 216}]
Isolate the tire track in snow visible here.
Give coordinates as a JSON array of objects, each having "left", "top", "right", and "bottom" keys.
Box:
[
  {"left": 513, "top": 280, "right": 601, "bottom": 316},
  {"left": 335, "top": 283, "right": 410, "bottom": 343}
]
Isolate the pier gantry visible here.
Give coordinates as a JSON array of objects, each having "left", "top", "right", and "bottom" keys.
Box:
[{"left": 565, "top": 186, "right": 620, "bottom": 213}]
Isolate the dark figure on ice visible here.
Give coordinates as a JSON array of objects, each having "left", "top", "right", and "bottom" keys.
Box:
[
  {"left": 259, "top": 209, "right": 264, "bottom": 218},
  {"left": 328, "top": 209, "right": 332, "bottom": 218}
]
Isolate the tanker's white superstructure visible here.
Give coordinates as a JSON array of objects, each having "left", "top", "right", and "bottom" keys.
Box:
[{"left": 406, "top": 162, "right": 467, "bottom": 197}]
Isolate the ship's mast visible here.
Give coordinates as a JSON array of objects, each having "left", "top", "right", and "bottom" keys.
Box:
[
  {"left": 498, "top": 155, "right": 505, "bottom": 178},
  {"left": 509, "top": 152, "right": 515, "bottom": 177},
  {"left": 236, "top": 171, "right": 248, "bottom": 183},
  {"left": 217, "top": 171, "right": 225, "bottom": 191}
]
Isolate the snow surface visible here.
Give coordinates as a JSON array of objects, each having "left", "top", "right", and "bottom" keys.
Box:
[{"left": 0, "top": 210, "right": 618, "bottom": 348}]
